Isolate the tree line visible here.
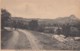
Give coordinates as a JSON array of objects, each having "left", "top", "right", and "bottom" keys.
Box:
[{"left": 1, "top": 9, "right": 80, "bottom": 37}]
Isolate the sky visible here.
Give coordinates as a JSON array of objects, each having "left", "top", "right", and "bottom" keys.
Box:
[{"left": 1, "top": 0, "right": 80, "bottom": 19}]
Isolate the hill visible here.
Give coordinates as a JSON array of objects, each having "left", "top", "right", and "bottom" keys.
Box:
[{"left": 38, "top": 15, "right": 80, "bottom": 26}]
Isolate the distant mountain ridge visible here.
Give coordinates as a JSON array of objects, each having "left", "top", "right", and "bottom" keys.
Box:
[
  {"left": 38, "top": 15, "right": 80, "bottom": 25},
  {"left": 11, "top": 15, "right": 80, "bottom": 26}
]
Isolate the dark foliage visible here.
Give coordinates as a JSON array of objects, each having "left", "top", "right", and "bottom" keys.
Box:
[
  {"left": 28, "top": 20, "right": 39, "bottom": 30},
  {"left": 61, "top": 23, "right": 71, "bottom": 37},
  {"left": 1, "top": 9, "right": 11, "bottom": 29}
]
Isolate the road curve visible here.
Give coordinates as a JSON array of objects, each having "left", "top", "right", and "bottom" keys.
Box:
[
  {"left": 19, "top": 29, "right": 43, "bottom": 50},
  {"left": 2, "top": 28, "right": 44, "bottom": 50}
]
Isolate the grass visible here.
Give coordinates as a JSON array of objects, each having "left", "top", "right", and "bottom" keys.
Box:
[{"left": 31, "top": 31, "right": 80, "bottom": 50}]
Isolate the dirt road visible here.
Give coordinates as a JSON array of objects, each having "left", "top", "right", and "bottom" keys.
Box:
[
  {"left": 4, "top": 31, "right": 19, "bottom": 49},
  {"left": 2, "top": 28, "right": 43, "bottom": 50},
  {"left": 19, "top": 29, "right": 43, "bottom": 50}
]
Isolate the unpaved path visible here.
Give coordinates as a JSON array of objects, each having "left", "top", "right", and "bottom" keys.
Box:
[
  {"left": 4, "top": 31, "right": 19, "bottom": 49},
  {"left": 2, "top": 29, "right": 31, "bottom": 49},
  {"left": 19, "top": 29, "right": 43, "bottom": 50},
  {"left": 3, "top": 28, "right": 43, "bottom": 50}
]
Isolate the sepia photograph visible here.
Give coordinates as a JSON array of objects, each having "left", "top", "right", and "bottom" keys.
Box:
[{"left": 1, "top": 0, "right": 80, "bottom": 51}]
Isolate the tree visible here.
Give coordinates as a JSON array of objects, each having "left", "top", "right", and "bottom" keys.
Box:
[
  {"left": 62, "top": 23, "right": 71, "bottom": 37},
  {"left": 28, "top": 20, "right": 39, "bottom": 30},
  {"left": 1, "top": 9, "right": 11, "bottom": 29}
]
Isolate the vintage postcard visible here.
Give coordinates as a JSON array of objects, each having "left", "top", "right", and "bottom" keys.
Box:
[{"left": 1, "top": 0, "right": 80, "bottom": 51}]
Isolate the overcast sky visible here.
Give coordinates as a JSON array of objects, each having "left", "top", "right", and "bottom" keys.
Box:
[{"left": 1, "top": 0, "right": 80, "bottom": 19}]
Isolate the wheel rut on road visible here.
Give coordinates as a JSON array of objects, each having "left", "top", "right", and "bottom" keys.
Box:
[
  {"left": 15, "top": 31, "right": 31, "bottom": 49},
  {"left": 4, "top": 31, "right": 19, "bottom": 49},
  {"left": 19, "top": 29, "right": 43, "bottom": 50},
  {"left": 3, "top": 28, "right": 44, "bottom": 50},
  {"left": 3, "top": 30, "right": 32, "bottom": 50}
]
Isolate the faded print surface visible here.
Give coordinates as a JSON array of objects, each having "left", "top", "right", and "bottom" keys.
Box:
[{"left": 1, "top": 0, "right": 80, "bottom": 50}]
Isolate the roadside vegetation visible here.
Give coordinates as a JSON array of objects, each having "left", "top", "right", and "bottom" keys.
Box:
[{"left": 1, "top": 8, "right": 13, "bottom": 49}]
